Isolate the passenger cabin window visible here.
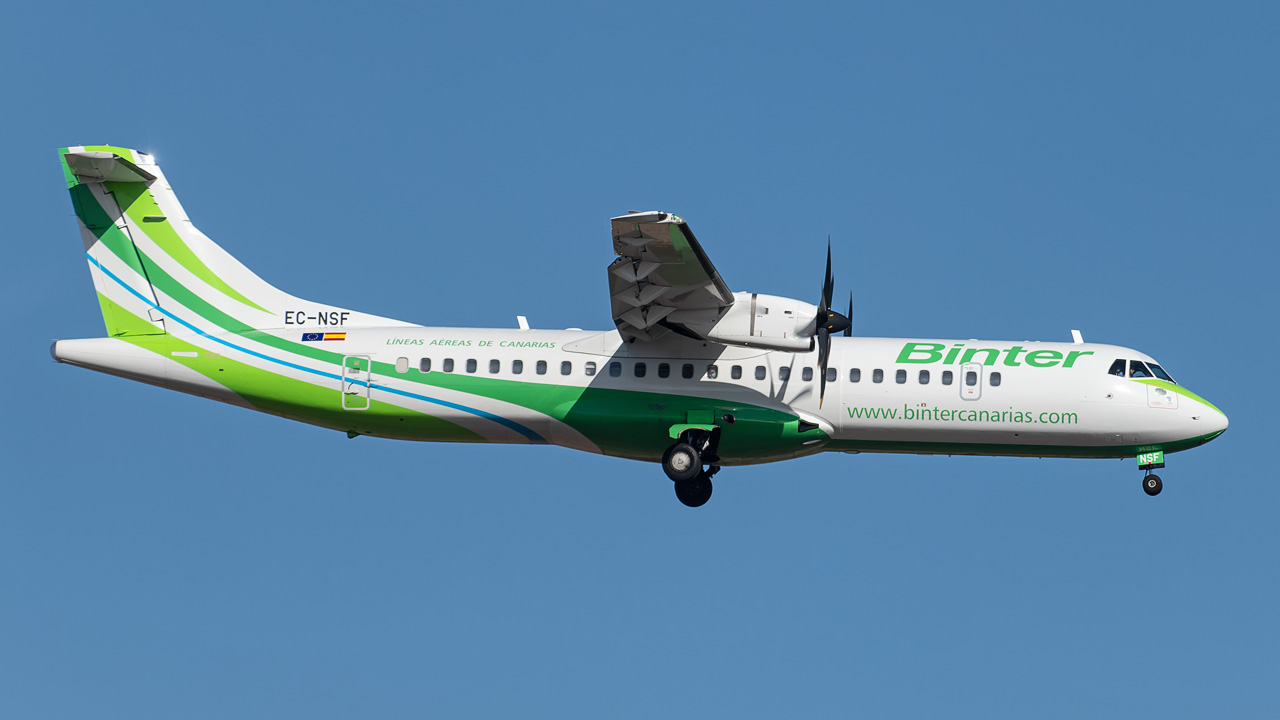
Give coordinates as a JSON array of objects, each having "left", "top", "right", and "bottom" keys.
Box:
[
  {"left": 443, "top": 358, "right": 454, "bottom": 373},
  {"left": 966, "top": 371, "right": 977, "bottom": 386},
  {"left": 1107, "top": 359, "right": 1127, "bottom": 377},
  {"left": 895, "top": 369, "right": 906, "bottom": 384},
  {"left": 585, "top": 361, "right": 596, "bottom": 376},
  {"left": 395, "top": 357, "right": 409, "bottom": 373},
  {"left": 779, "top": 367, "right": 791, "bottom": 381},
  {"left": 919, "top": 370, "right": 929, "bottom": 384},
  {"left": 635, "top": 362, "right": 647, "bottom": 378},
  {"left": 872, "top": 369, "right": 883, "bottom": 383},
  {"left": 682, "top": 364, "right": 694, "bottom": 379},
  {"left": 990, "top": 371, "right": 1002, "bottom": 387},
  {"left": 1129, "top": 360, "right": 1154, "bottom": 379},
  {"left": 850, "top": 368, "right": 861, "bottom": 382},
  {"left": 489, "top": 359, "right": 500, "bottom": 374},
  {"left": 802, "top": 367, "right": 813, "bottom": 381},
  {"left": 512, "top": 360, "right": 523, "bottom": 374},
  {"left": 755, "top": 366, "right": 766, "bottom": 381},
  {"left": 826, "top": 368, "right": 836, "bottom": 383},
  {"left": 731, "top": 365, "right": 743, "bottom": 380},
  {"left": 420, "top": 358, "right": 431, "bottom": 373},
  {"left": 707, "top": 365, "right": 719, "bottom": 379},
  {"left": 561, "top": 361, "right": 572, "bottom": 375},
  {"left": 658, "top": 363, "right": 671, "bottom": 379},
  {"left": 536, "top": 360, "right": 547, "bottom": 375},
  {"left": 466, "top": 359, "right": 477, "bottom": 373},
  {"left": 609, "top": 361, "right": 622, "bottom": 377},
  {"left": 942, "top": 370, "right": 953, "bottom": 385}
]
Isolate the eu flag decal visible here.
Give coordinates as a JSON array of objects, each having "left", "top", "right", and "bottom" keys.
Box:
[{"left": 302, "top": 332, "right": 347, "bottom": 341}]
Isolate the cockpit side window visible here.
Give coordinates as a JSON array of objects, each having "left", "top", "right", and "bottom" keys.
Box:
[
  {"left": 1129, "top": 360, "right": 1154, "bottom": 378},
  {"left": 1107, "top": 359, "right": 1126, "bottom": 377},
  {"left": 1147, "top": 363, "right": 1176, "bottom": 384}
]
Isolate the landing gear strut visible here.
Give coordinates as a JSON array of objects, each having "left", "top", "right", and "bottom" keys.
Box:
[
  {"left": 663, "top": 428, "right": 721, "bottom": 507},
  {"left": 1138, "top": 450, "right": 1165, "bottom": 497}
]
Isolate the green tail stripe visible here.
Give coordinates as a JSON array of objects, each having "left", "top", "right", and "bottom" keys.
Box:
[
  {"left": 82, "top": 145, "right": 135, "bottom": 162},
  {"left": 95, "top": 292, "right": 164, "bottom": 337},
  {"left": 57, "top": 147, "right": 78, "bottom": 187},
  {"left": 106, "top": 181, "right": 269, "bottom": 313},
  {"left": 128, "top": 243, "right": 340, "bottom": 363},
  {"left": 70, "top": 184, "right": 151, "bottom": 281}
]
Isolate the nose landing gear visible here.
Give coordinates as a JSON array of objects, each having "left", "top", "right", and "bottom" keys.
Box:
[{"left": 1138, "top": 450, "right": 1165, "bottom": 497}]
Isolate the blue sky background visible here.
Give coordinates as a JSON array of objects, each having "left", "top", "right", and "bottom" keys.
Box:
[{"left": 4, "top": 1, "right": 1277, "bottom": 717}]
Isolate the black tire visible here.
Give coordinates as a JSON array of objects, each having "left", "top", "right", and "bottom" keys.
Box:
[
  {"left": 1143, "top": 474, "right": 1163, "bottom": 496},
  {"left": 674, "top": 474, "right": 714, "bottom": 507},
  {"left": 662, "top": 442, "right": 702, "bottom": 482}
]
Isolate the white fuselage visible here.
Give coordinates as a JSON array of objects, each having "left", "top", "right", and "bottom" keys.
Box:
[{"left": 53, "top": 324, "right": 1228, "bottom": 463}]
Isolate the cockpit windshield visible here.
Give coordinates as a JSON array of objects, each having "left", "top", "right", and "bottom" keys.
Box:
[
  {"left": 1147, "top": 363, "right": 1175, "bottom": 383},
  {"left": 1106, "top": 358, "right": 1177, "bottom": 384},
  {"left": 1129, "top": 360, "right": 1154, "bottom": 378}
]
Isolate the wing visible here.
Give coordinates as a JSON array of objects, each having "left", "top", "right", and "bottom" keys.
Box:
[{"left": 607, "top": 211, "right": 734, "bottom": 341}]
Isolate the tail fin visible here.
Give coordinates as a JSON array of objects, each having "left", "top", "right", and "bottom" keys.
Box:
[{"left": 59, "top": 145, "right": 410, "bottom": 339}]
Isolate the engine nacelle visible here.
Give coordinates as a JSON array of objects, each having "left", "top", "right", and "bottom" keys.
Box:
[{"left": 670, "top": 292, "right": 816, "bottom": 352}]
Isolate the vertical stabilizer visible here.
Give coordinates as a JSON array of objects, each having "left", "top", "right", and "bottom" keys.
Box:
[{"left": 59, "top": 145, "right": 412, "bottom": 340}]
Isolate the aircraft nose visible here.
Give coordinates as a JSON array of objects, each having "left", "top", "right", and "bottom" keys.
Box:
[
  {"left": 1208, "top": 408, "right": 1229, "bottom": 437},
  {"left": 1194, "top": 401, "right": 1228, "bottom": 440}
]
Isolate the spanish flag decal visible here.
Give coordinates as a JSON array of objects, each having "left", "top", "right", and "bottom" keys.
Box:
[{"left": 302, "top": 332, "right": 347, "bottom": 341}]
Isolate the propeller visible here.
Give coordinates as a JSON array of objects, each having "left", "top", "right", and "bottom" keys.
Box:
[
  {"left": 816, "top": 238, "right": 852, "bottom": 407},
  {"left": 845, "top": 292, "right": 853, "bottom": 337}
]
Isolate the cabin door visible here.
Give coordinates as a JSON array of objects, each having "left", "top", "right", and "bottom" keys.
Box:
[
  {"left": 960, "top": 362, "right": 982, "bottom": 401},
  {"left": 342, "top": 355, "right": 371, "bottom": 410}
]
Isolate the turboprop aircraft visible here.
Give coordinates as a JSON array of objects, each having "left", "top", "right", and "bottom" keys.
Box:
[{"left": 51, "top": 145, "right": 1228, "bottom": 506}]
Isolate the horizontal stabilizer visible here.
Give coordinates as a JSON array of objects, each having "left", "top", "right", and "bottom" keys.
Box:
[{"left": 65, "top": 151, "right": 156, "bottom": 184}]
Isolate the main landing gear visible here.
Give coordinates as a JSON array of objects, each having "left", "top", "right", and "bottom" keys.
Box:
[
  {"left": 662, "top": 428, "right": 721, "bottom": 507},
  {"left": 1143, "top": 472, "right": 1163, "bottom": 496}
]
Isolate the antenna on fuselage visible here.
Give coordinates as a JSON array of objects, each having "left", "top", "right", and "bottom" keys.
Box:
[
  {"left": 517, "top": 315, "right": 530, "bottom": 331},
  {"left": 1071, "top": 329, "right": 1084, "bottom": 344}
]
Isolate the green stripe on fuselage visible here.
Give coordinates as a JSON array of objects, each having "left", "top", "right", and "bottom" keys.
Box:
[
  {"left": 824, "top": 430, "right": 1225, "bottom": 458},
  {"left": 115, "top": 328, "right": 482, "bottom": 443},
  {"left": 370, "top": 368, "right": 821, "bottom": 464},
  {"left": 94, "top": 234, "right": 818, "bottom": 462},
  {"left": 1130, "top": 378, "right": 1223, "bottom": 416}
]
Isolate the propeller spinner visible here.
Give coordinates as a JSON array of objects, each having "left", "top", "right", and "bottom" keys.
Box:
[{"left": 816, "top": 239, "right": 851, "bottom": 408}]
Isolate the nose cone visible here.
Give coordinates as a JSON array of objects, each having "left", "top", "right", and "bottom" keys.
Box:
[
  {"left": 1187, "top": 390, "right": 1228, "bottom": 443},
  {"left": 1205, "top": 406, "right": 1229, "bottom": 439}
]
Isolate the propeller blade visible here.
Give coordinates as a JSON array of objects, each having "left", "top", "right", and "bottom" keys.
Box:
[
  {"left": 817, "top": 326, "right": 830, "bottom": 408},
  {"left": 815, "top": 237, "right": 846, "bottom": 408},
  {"left": 820, "top": 237, "right": 834, "bottom": 314},
  {"left": 844, "top": 292, "right": 853, "bottom": 337}
]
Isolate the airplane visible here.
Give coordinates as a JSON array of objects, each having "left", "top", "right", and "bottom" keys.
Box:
[{"left": 51, "top": 145, "right": 1228, "bottom": 507}]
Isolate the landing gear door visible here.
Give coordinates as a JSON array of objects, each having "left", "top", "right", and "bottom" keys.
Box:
[
  {"left": 960, "top": 362, "right": 982, "bottom": 401},
  {"left": 342, "top": 355, "right": 371, "bottom": 410}
]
